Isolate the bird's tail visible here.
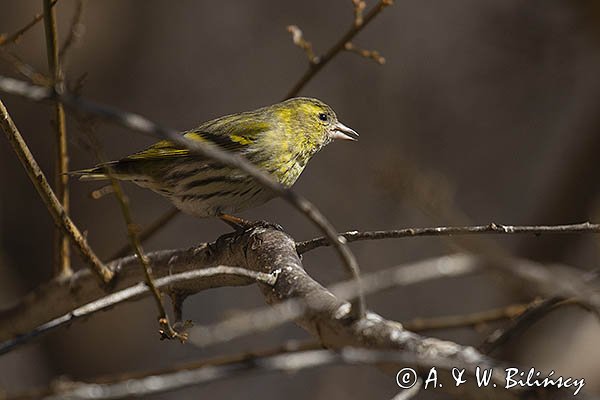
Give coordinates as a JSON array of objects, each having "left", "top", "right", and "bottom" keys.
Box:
[{"left": 68, "top": 162, "right": 125, "bottom": 181}]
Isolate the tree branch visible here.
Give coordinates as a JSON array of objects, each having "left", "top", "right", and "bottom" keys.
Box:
[
  {"left": 285, "top": 0, "right": 393, "bottom": 98},
  {"left": 0, "top": 0, "right": 58, "bottom": 47},
  {"left": 0, "top": 100, "right": 113, "bottom": 284},
  {"left": 43, "top": 0, "right": 72, "bottom": 278},
  {"left": 0, "top": 225, "right": 589, "bottom": 399},
  {"left": 109, "top": 207, "right": 179, "bottom": 260},
  {"left": 296, "top": 222, "right": 600, "bottom": 253},
  {"left": 0, "top": 266, "right": 277, "bottom": 355}
]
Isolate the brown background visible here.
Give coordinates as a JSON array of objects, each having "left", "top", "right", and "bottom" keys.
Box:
[{"left": 1, "top": 0, "right": 599, "bottom": 398}]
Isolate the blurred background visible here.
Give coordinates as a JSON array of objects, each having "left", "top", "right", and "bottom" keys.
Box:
[{"left": 1, "top": 0, "right": 600, "bottom": 398}]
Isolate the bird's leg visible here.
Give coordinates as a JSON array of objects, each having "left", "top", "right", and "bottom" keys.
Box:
[{"left": 218, "top": 213, "right": 254, "bottom": 231}]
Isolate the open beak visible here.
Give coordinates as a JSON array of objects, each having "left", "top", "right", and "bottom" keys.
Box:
[{"left": 331, "top": 121, "right": 359, "bottom": 141}]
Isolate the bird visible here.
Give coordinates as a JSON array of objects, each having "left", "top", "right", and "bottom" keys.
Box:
[{"left": 72, "top": 97, "right": 358, "bottom": 224}]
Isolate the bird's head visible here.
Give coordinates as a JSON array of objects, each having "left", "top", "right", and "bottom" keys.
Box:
[{"left": 274, "top": 97, "right": 359, "bottom": 155}]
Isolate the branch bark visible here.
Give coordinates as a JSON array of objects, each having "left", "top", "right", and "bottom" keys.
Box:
[{"left": 1, "top": 225, "right": 589, "bottom": 399}]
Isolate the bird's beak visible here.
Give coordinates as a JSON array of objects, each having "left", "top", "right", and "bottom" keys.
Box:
[{"left": 331, "top": 121, "right": 359, "bottom": 141}]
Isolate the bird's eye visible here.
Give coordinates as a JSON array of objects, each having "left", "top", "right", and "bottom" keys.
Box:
[{"left": 318, "top": 113, "right": 328, "bottom": 121}]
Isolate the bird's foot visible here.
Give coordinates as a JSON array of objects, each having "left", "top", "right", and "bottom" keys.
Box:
[{"left": 218, "top": 213, "right": 284, "bottom": 233}]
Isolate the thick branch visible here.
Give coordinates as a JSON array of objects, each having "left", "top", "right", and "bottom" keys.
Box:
[{"left": 0, "top": 226, "right": 588, "bottom": 399}]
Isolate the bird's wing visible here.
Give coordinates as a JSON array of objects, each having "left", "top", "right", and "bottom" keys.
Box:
[
  {"left": 125, "top": 118, "right": 271, "bottom": 161},
  {"left": 73, "top": 118, "right": 273, "bottom": 179}
]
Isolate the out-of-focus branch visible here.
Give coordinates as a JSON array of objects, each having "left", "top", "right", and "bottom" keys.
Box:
[
  {"left": 286, "top": 25, "right": 318, "bottom": 64},
  {"left": 0, "top": 226, "right": 587, "bottom": 399},
  {"left": 0, "top": 0, "right": 58, "bottom": 47},
  {"left": 110, "top": 207, "right": 180, "bottom": 260},
  {"left": 0, "top": 74, "right": 366, "bottom": 319},
  {"left": 352, "top": 0, "right": 367, "bottom": 26},
  {"left": 58, "top": 0, "right": 84, "bottom": 69},
  {"left": 4, "top": 348, "right": 497, "bottom": 400},
  {"left": 344, "top": 42, "right": 385, "bottom": 64},
  {"left": 8, "top": 340, "right": 320, "bottom": 399},
  {"left": 190, "top": 250, "right": 600, "bottom": 349},
  {"left": 43, "top": 0, "right": 72, "bottom": 278},
  {"left": 296, "top": 222, "right": 600, "bottom": 253},
  {"left": 190, "top": 253, "right": 482, "bottom": 348},
  {"left": 0, "top": 266, "right": 277, "bottom": 355},
  {"left": 0, "top": 100, "right": 113, "bottom": 285},
  {"left": 0, "top": 49, "right": 50, "bottom": 85},
  {"left": 84, "top": 125, "right": 183, "bottom": 341},
  {"left": 480, "top": 296, "right": 600, "bottom": 354},
  {"left": 285, "top": 0, "right": 393, "bottom": 98},
  {"left": 404, "top": 301, "right": 536, "bottom": 332}
]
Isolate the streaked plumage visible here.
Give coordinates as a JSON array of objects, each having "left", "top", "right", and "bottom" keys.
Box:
[{"left": 73, "top": 97, "right": 358, "bottom": 217}]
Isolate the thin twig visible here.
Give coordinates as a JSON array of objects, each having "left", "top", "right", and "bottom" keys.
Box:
[
  {"left": 0, "top": 100, "right": 113, "bottom": 284},
  {"left": 352, "top": 0, "right": 367, "bottom": 26},
  {"left": 97, "top": 339, "right": 320, "bottom": 383},
  {"left": 404, "top": 302, "right": 534, "bottom": 332},
  {"left": 85, "top": 127, "right": 183, "bottom": 342},
  {"left": 285, "top": 0, "right": 393, "bottom": 98},
  {"left": 58, "top": 0, "right": 84, "bottom": 69},
  {"left": 0, "top": 266, "right": 278, "bottom": 355},
  {"left": 344, "top": 42, "right": 385, "bottom": 64},
  {"left": 480, "top": 296, "right": 600, "bottom": 354},
  {"left": 286, "top": 25, "right": 319, "bottom": 64},
  {"left": 110, "top": 207, "right": 180, "bottom": 260},
  {"left": 296, "top": 222, "right": 600, "bottom": 253},
  {"left": 0, "top": 49, "right": 50, "bottom": 85},
  {"left": 0, "top": 0, "right": 58, "bottom": 47},
  {"left": 0, "top": 74, "right": 366, "bottom": 319},
  {"left": 43, "top": 0, "right": 72, "bottom": 278},
  {"left": 7, "top": 340, "right": 319, "bottom": 399}
]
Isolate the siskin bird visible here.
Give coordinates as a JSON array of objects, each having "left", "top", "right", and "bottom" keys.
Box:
[{"left": 73, "top": 97, "right": 358, "bottom": 219}]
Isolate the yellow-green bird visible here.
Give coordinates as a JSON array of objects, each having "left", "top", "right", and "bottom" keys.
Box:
[{"left": 74, "top": 97, "right": 358, "bottom": 219}]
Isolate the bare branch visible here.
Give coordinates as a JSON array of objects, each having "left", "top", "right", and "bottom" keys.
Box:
[
  {"left": 344, "top": 41, "right": 385, "bottom": 64},
  {"left": 0, "top": 100, "right": 113, "bottom": 284},
  {"left": 189, "top": 254, "right": 481, "bottom": 347},
  {"left": 404, "top": 301, "right": 536, "bottom": 332},
  {"left": 352, "top": 0, "right": 367, "bottom": 26},
  {"left": 7, "top": 340, "right": 320, "bottom": 398},
  {"left": 84, "top": 126, "right": 183, "bottom": 341},
  {"left": 6, "top": 348, "right": 489, "bottom": 400},
  {"left": 110, "top": 207, "right": 180, "bottom": 260},
  {"left": 0, "top": 74, "right": 366, "bottom": 319},
  {"left": 0, "top": 226, "right": 588, "bottom": 399},
  {"left": 58, "top": 0, "right": 84, "bottom": 69},
  {"left": 43, "top": 0, "right": 72, "bottom": 278},
  {"left": 0, "top": 48, "right": 50, "bottom": 85},
  {"left": 0, "top": 266, "right": 277, "bottom": 355},
  {"left": 286, "top": 25, "right": 318, "bottom": 64},
  {"left": 480, "top": 296, "right": 600, "bottom": 354},
  {"left": 0, "top": 0, "right": 58, "bottom": 47},
  {"left": 286, "top": 0, "right": 393, "bottom": 98},
  {"left": 190, "top": 250, "right": 600, "bottom": 349},
  {"left": 296, "top": 222, "right": 600, "bottom": 253}
]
